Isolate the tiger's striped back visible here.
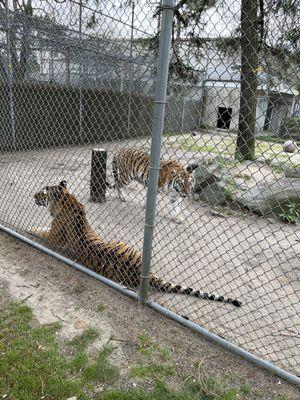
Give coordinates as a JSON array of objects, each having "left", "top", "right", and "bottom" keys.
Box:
[
  {"left": 33, "top": 182, "right": 242, "bottom": 307},
  {"left": 110, "top": 148, "right": 195, "bottom": 196},
  {"left": 112, "top": 148, "right": 151, "bottom": 189}
]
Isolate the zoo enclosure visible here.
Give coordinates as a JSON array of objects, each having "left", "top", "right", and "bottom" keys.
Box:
[{"left": 0, "top": 0, "right": 299, "bottom": 386}]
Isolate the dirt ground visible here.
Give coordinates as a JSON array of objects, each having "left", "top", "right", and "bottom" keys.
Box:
[
  {"left": 0, "top": 230, "right": 299, "bottom": 399},
  {"left": 0, "top": 135, "right": 299, "bottom": 377}
]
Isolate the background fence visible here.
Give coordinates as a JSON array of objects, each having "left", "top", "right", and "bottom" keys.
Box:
[{"left": 0, "top": 0, "right": 299, "bottom": 382}]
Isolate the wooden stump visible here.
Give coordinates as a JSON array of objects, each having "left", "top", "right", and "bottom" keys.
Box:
[{"left": 90, "top": 148, "right": 107, "bottom": 203}]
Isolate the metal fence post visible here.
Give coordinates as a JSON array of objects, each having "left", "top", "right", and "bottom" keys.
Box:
[
  {"left": 127, "top": 0, "right": 135, "bottom": 135},
  {"left": 79, "top": 0, "right": 83, "bottom": 138},
  {"left": 5, "top": 0, "right": 16, "bottom": 150},
  {"left": 139, "top": 0, "right": 175, "bottom": 302}
]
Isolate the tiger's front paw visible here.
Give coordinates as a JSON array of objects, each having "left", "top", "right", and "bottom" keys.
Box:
[{"left": 28, "top": 227, "right": 48, "bottom": 237}]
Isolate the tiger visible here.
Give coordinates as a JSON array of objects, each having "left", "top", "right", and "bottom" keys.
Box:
[
  {"left": 106, "top": 148, "right": 199, "bottom": 223},
  {"left": 30, "top": 180, "right": 241, "bottom": 307}
]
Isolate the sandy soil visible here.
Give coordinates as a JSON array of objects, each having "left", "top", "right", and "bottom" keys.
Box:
[{"left": 0, "top": 135, "right": 299, "bottom": 376}]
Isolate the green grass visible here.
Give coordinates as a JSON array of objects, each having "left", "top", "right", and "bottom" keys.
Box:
[
  {"left": 67, "top": 326, "right": 99, "bottom": 351},
  {"left": 130, "top": 363, "right": 174, "bottom": 379},
  {"left": 137, "top": 331, "right": 171, "bottom": 361},
  {"left": 97, "top": 303, "right": 106, "bottom": 313},
  {"left": 83, "top": 345, "right": 119, "bottom": 383},
  {"left": 240, "top": 383, "right": 251, "bottom": 395},
  {"left": 179, "top": 136, "right": 300, "bottom": 169},
  {"left": 0, "top": 298, "right": 118, "bottom": 400},
  {"left": 131, "top": 332, "right": 175, "bottom": 379},
  {"left": 256, "top": 135, "right": 300, "bottom": 146},
  {"left": 137, "top": 331, "right": 159, "bottom": 356},
  {"left": 0, "top": 296, "right": 292, "bottom": 400},
  {"left": 98, "top": 378, "right": 238, "bottom": 400}
]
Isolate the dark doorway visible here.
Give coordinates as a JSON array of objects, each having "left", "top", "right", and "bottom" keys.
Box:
[{"left": 217, "top": 107, "right": 232, "bottom": 129}]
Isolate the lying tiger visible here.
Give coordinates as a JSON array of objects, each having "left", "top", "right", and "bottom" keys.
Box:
[
  {"left": 30, "top": 180, "right": 241, "bottom": 307},
  {"left": 106, "top": 148, "right": 198, "bottom": 223}
]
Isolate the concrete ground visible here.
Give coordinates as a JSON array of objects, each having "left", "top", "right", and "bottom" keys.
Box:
[{"left": 0, "top": 134, "right": 299, "bottom": 376}]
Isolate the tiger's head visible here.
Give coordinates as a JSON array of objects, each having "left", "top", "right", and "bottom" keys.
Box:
[
  {"left": 34, "top": 180, "right": 68, "bottom": 208},
  {"left": 171, "top": 163, "right": 198, "bottom": 198}
]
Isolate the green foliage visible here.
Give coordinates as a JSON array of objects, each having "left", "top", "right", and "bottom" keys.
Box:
[
  {"left": 223, "top": 177, "right": 235, "bottom": 201},
  {"left": 279, "top": 116, "right": 300, "bottom": 137},
  {"left": 279, "top": 202, "right": 300, "bottom": 223}
]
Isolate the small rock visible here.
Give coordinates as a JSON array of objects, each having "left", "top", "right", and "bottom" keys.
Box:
[{"left": 282, "top": 140, "right": 298, "bottom": 153}]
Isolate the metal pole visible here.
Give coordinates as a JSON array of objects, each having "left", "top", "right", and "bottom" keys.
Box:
[
  {"left": 0, "top": 223, "right": 299, "bottom": 387},
  {"left": 139, "top": 0, "right": 174, "bottom": 302},
  {"left": 49, "top": 50, "right": 54, "bottom": 82},
  {"left": 5, "top": 0, "right": 16, "bottom": 150},
  {"left": 79, "top": 0, "right": 83, "bottom": 139},
  {"left": 127, "top": 0, "right": 135, "bottom": 135}
]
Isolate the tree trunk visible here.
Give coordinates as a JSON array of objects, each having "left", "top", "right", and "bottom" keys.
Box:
[{"left": 235, "top": 0, "right": 259, "bottom": 161}]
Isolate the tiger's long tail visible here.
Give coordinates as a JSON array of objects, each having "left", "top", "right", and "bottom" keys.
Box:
[{"left": 150, "top": 276, "right": 241, "bottom": 307}]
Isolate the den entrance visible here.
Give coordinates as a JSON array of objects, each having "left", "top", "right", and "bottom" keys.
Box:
[{"left": 217, "top": 107, "right": 232, "bottom": 129}]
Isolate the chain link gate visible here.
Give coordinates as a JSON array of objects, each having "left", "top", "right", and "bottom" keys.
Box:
[{"left": 0, "top": 0, "right": 299, "bottom": 385}]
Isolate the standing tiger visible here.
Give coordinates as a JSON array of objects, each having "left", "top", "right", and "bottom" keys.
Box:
[
  {"left": 30, "top": 180, "right": 241, "bottom": 307},
  {"left": 106, "top": 148, "right": 198, "bottom": 223}
]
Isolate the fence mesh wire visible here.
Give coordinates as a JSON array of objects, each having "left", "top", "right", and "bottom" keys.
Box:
[{"left": 0, "top": 0, "right": 299, "bottom": 378}]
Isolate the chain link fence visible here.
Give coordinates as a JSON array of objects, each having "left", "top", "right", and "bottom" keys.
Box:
[{"left": 0, "top": 0, "right": 299, "bottom": 383}]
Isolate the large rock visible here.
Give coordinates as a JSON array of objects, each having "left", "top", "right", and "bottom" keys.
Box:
[
  {"left": 235, "top": 177, "right": 300, "bottom": 217},
  {"left": 197, "top": 182, "right": 228, "bottom": 206},
  {"left": 193, "top": 164, "right": 228, "bottom": 205},
  {"left": 194, "top": 164, "right": 219, "bottom": 191}
]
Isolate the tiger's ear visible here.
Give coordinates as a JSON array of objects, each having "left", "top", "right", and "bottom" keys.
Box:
[
  {"left": 186, "top": 163, "right": 198, "bottom": 173},
  {"left": 59, "top": 180, "right": 67, "bottom": 189}
]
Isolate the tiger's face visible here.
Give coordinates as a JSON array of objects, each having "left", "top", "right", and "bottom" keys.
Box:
[
  {"left": 34, "top": 180, "right": 67, "bottom": 207},
  {"left": 172, "top": 163, "right": 198, "bottom": 197},
  {"left": 173, "top": 173, "right": 195, "bottom": 197}
]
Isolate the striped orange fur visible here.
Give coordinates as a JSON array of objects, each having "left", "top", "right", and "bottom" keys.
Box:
[{"left": 31, "top": 181, "right": 241, "bottom": 307}]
